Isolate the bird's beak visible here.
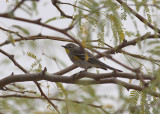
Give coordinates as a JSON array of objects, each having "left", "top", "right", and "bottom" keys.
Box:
[{"left": 62, "top": 45, "right": 67, "bottom": 48}]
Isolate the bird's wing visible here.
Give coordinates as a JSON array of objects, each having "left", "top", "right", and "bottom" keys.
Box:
[
  {"left": 73, "top": 48, "right": 94, "bottom": 60},
  {"left": 74, "top": 48, "right": 122, "bottom": 72}
]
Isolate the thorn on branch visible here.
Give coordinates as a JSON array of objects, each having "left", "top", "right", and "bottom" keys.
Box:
[
  {"left": 35, "top": 18, "right": 42, "bottom": 24},
  {"left": 37, "top": 33, "right": 42, "bottom": 36},
  {"left": 9, "top": 54, "right": 14, "bottom": 59},
  {"left": 41, "top": 67, "right": 47, "bottom": 76},
  {"left": 112, "top": 70, "right": 118, "bottom": 76},
  {"left": 122, "top": 39, "right": 127, "bottom": 46},
  {"left": 11, "top": 72, "right": 14, "bottom": 76}
]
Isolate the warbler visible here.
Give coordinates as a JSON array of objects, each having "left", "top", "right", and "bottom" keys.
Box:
[{"left": 62, "top": 43, "right": 122, "bottom": 72}]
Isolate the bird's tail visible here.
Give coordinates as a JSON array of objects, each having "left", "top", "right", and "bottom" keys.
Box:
[{"left": 100, "top": 62, "right": 122, "bottom": 72}]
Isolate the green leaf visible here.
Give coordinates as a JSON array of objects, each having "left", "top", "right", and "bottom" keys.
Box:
[
  {"left": 55, "top": 82, "right": 65, "bottom": 97},
  {"left": 32, "top": 1, "right": 37, "bottom": 10},
  {"left": 8, "top": 34, "right": 15, "bottom": 46},
  {"left": 27, "top": 52, "right": 37, "bottom": 59},
  {"left": 146, "top": 7, "right": 152, "bottom": 23},
  {"left": 12, "top": 25, "right": 30, "bottom": 35},
  {"left": 109, "top": 14, "right": 125, "bottom": 44},
  {"left": 44, "top": 17, "right": 66, "bottom": 24},
  {"left": 27, "top": 52, "right": 42, "bottom": 72},
  {"left": 130, "top": 90, "right": 140, "bottom": 105}
]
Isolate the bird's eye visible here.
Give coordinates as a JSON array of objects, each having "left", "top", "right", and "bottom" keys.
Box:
[{"left": 68, "top": 46, "right": 72, "bottom": 48}]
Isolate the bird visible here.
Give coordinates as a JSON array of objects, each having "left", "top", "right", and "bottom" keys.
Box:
[{"left": 62, "top": 43, "right": 122, "bottom": 72}]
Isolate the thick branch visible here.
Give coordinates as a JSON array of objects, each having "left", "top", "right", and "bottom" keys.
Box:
[
  {"left": 78, "top": 72, "right": 154, "bottom": 80},
  {"left": 4, "top": 72, "right": 160, "bottom": 97},
  {"left": 0, "top": 72, "right": 154, "bottom": 92}
]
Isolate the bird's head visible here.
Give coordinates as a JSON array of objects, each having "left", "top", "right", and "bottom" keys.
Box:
[{"left": 62, "top": 43, "right": 79, "bottom": 53}]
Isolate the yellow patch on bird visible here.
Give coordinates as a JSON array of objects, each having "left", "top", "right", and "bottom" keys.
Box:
[
  {"left": 65, "top": 48, "right": 69, "bottom": 54},
  {"left": 74, "top": 56, "right": 80, "bottom": 60},
  {"left": 85, "top": 53, "right": 89, "bottom": 61}
]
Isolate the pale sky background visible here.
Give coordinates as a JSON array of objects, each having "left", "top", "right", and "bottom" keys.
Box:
[{"left": 0, "top": 0, "right": 158, "bottom": 113}]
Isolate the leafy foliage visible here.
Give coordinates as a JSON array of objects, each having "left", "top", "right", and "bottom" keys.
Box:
[
  {"left": 1, "top": 0, "right": 160, "bottom": 113},
  {"left": 12, "top": 25, "right": 30, "bottom": 35},
  {"left": 27, "top": 52, "right": 42, "bottom": 72}
]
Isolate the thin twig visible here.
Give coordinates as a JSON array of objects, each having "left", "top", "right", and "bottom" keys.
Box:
[
  {"left": 0, "top": 94, "right": 107, "bottom": 111},
  {"left": 0, "top": 26, "right": 25, "bottom": 40},
  {"left": 0, "top": 49, "right": 27, "bottom": 73},
  {"left": 5, "top": 87, "right": 37, "bottom": 94},
  {"left": 0, "top": 13, "right": 84, "bottom": 51},
  {"left": 10, "top": 0, "right": 25, "bottom": 14},
  {"left": 57, "top": 2, "right": 91, "bottom": 12},
  {"left": 116, "top": 0, "right": 160, "bottom": 34},
  {"left": 51, "top": 0, "right": 74, "bottom": 20}
]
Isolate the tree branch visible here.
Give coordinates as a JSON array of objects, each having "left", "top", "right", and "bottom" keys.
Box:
[
  {"left": 0, "top": 26, "right": 25, "bottom": 40},
  {"left": 0, "top": 94, "right": 108, "bottom": 112},
  {"left": 51, "top": 0, "right": 74, "bottom": 19},
  {"left": 10, "top": 0, "right": 25, "bottom": 14},
  {"left": 0, "top": 13, "right": 83, "bottom": 50},
  {"left": 0, "top": 49, "right": 61, "bottom": 114},
  {"left": 116, "top": 0, "right": 160, "bottom": 34},
  {"left": 0, "top": 72, "right": 155, "bottom": 93},
  {"left": 0, "top": 49, "right": 27, "bottom": 73},
  {"left": 0, "top": 71, "right": 159, "bottom": 97}
]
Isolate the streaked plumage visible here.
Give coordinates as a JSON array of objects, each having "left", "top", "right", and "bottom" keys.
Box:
[{"left": 62, "top": 43, "right": 122, "bottom": 72}]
